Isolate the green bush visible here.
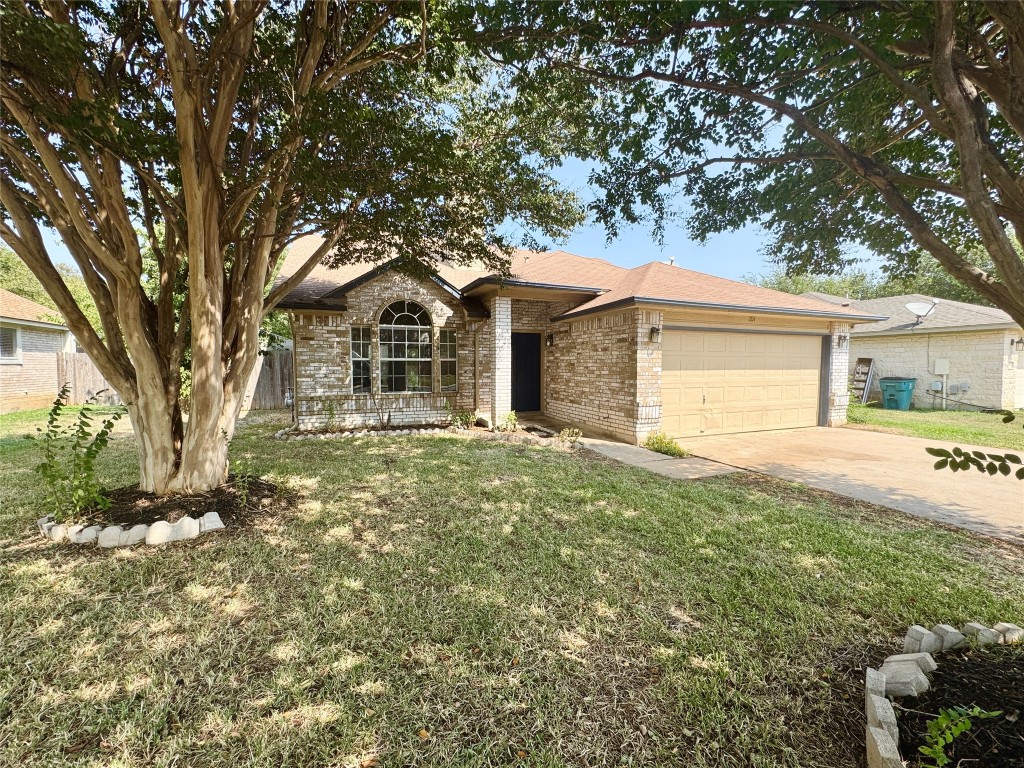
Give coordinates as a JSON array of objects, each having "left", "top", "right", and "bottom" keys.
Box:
[
  {"left": 496, "top": 411, "right": 518, "bottom": 433},
  {"left": 642, "top": 432, "right": 688, "bottom": 458},
  {"left": 34, "top": 385, "right": 124, "bottom": 523}
]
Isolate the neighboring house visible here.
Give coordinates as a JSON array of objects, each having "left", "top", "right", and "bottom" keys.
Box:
[
  {"left": 0, "top": 288, "right": 76, "bottom": 414},
  {"left": 803, "top": 292, "right": 1024, "bottom": 410},
  {"left": 275, "top": 239, "right": 883, "bottom": 443}
]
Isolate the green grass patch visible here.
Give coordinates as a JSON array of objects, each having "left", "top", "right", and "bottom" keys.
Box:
[
  {"left": 1, "top": 413, "right": 1021, "bottom": 767},
  {"left": 847, "top": 404, "right": 1024, "bottom": 451}
]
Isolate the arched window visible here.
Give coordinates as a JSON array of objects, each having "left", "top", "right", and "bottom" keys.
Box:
[{"left": 379, "top": 300, "right": 432, "bottom": 393}]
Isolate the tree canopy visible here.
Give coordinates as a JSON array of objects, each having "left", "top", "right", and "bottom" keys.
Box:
[
  {"left": 484, "top": 1, "right": 1024, "bottom": 326},
  {"left": 0, "top": 245, "right": 99, "bottom": 329},
  {"left": 748, "top": 246, "right": 998, "bottom": 306},
  {"left": 0, "top": 1, "right": 588, "bottom": 492}
]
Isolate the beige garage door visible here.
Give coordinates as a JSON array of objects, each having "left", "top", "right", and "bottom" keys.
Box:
[{"left": 661, "top": 330, "right": 823, "bottom": 438}]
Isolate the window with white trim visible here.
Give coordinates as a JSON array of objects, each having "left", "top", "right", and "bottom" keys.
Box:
[
  {"left": 379, "top": 301, "right": 432, "bottom": 393},
  {"left": 0, "top": 326, "right": 20, "bottom": 362},
  {"left": 351, "top": 326, "right": 371, "bottom": 393},
  {"left": 440, "top": 329, "right": 457, "bottom": 392}
]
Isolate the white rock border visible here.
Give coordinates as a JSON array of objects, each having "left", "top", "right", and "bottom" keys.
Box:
[
  {"left": 863, "top": 621, "right": 1023, "bottom": 768},
  {"left": 37, "top": 511, "right": 225, "bottom": 548},
  {"left": 273, "top": 425, "right": 581, "bottom": 451}
]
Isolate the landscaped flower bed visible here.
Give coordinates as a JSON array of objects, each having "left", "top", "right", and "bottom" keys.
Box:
[
  {"left": 36, "top": 475, "right": 277, "bottom": 548},
  {"left": 274, "top": 424, "right": 581, "bottom": 450},
  {"left": 897, "top": 644, "right": 1023, "bottom": 768}
]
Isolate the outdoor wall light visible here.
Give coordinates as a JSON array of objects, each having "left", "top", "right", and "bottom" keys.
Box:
[
  {"left": 545, "top": 333, "right": 554, "bottom": 347},
  {"left": 1013, "top": 337, "right": 1024, "bottom": 352},
  {"left": 836, "top": 333, "right": 850, "bottom": 349},
  {"left": 649, "top": 326, "right": 661, "bottom": 343}
]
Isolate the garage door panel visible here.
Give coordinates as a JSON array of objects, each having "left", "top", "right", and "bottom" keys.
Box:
[{"left": 661, "top": 331, "right": 822, "bottom": 438}]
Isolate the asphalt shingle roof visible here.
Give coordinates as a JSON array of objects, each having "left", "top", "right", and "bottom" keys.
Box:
[
  {"left": 0, "top": 288, "right": 66, "bottom": 326},
  {"left": 274, "top": 235, "right": 880, "bottom": 321},
  {"left": 800, "top": 292, "right": 1018, "bottom": 333}
]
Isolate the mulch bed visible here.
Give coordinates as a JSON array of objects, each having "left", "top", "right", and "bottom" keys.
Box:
[
  {"left": 897, "top": 644, "right": 1024, "bottom": 767},
  {"left": 78, "top": 475, "right": 280, "bottom": 529}
]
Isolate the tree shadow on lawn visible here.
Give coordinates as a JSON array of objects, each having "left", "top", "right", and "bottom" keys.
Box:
[{"left": 2, "top": 431, "right": 1023, "bottom": 767}]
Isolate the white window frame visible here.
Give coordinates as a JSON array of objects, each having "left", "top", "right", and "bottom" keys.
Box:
[
  {"left": 0, "top": 325, "right": 22, "bottom": 364},
  {"left": 440, "top": 328, "right": 457, "bottom": 392},
  {"left": 379, "top": 301, "right": 433, "bottom": 394},
  {"left": 350, "top": 326, "right": 371, "bottom": 394}
]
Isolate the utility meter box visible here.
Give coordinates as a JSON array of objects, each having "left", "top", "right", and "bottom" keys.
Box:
[
  {"left": 929, "top": 380, "right": 943, "bottom": 391},
  {"left": 933, "top": 358, "right": 950, "bottom": 375}
]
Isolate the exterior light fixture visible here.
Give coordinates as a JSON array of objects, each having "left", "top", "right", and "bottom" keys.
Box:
[
  {"left": 649, "top": 326, "right": 661, "bottom": 343},
  {"left": 1013, "top": 337, "right": 1024, "bottom": 352},
  {"left": 836, "top": 334, "right": 850, "bottom": 349},
  {"left": 545, "top": 333, "right": 554, "bottom": 347}
]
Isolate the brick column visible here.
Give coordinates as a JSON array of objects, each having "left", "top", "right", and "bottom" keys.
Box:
[
  {"left": 828, "top": 322, "right": 852, "bottom": 426},
  {"left": 490, "top": 296, "right": 512, "bottom": 424}
]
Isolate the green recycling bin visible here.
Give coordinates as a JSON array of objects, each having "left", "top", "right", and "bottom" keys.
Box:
[{"left": 878, "top": 377, "right": 916, "bottom": 410}]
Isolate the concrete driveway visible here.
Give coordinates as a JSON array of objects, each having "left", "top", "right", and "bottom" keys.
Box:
[{"left": 675, "top": 427, "right": 1024, "bottom": 543}]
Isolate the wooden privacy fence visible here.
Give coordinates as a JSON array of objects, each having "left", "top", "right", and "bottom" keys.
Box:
[
  {"left": 57, "top": 352, "right": 122, "bottom": 406},
  {"left": 246, "top": 350, "right": 293, "bottom": 410},
  {"left": 51, "top": 349, "right": 291, "bottom": 410}
]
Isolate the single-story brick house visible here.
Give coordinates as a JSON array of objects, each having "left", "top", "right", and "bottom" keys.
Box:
[
  {"left": 805, "top": 292, "right": 1024, "bottom": 410},
  {"left": 276, "top": 239, "right": 883, "bottom": 443},
  {"left": 0, "top": 288, "right": 76, "bottom": 414}
]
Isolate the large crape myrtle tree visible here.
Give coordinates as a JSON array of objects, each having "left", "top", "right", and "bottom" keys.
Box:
[{"left": 0, "top": 1, "right": 584, "bottom": 494}]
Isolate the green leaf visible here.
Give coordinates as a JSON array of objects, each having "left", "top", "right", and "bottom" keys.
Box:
[
  {"left": 934, "top": 458, "right": 949, "bottom": 470},
  {"left": 926, "top": 447, "right": 951, "bottom": 458}
]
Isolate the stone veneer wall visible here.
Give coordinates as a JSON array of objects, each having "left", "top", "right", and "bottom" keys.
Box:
[
  {"left": 292, "top": 272, "right": 477, "bottom": 430},
  {"left": 545, "top": 308, "right": 662, "bottom": 444},
  {"left": 848, "top": 329, "right": 1018, "bottom": 410},
  {"left": 828, "top": 322, "right": 852, "bottom": 426}
]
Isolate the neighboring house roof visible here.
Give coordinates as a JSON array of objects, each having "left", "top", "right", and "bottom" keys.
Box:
[
  {"left": 0, "top": 288, "right": 67, "bottom": 328},
  {"left": 800, "top": 292, "right": 1019, "bottom": 335},
  {"left": 274, "top": 236, "right": 882, "bottom": 322}
]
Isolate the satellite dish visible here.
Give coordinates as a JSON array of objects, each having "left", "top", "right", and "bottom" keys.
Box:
[{"left": 906, "top": 300, "right": 938, "bottom": 323}]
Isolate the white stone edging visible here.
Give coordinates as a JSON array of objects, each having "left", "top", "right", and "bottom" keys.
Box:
[
  {"left": 864, "top": 621, "right": 1022, "bottom": 768},
  {"left": 273, "top": 425, "right": 580, "bottom": 451},
  {"left": 37, "top": 511, "right": 225, "bottom": 548}
]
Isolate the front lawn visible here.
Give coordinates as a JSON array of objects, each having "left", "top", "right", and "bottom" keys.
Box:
[
  {"left": 2, "top": 413, "right": 1022, "bottom": 767},
  {"left": 846, "top": 403, "right": 1024, "bottom": 451}
]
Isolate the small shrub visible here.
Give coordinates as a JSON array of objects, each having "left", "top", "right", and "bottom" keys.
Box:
[
  {"left": 444, "top": 399, "right": 475, "bottom": 429},
  {"left": 496, "top": 411, "right": 518, "bottom": 433},
  {"left": 643, "top": 432, "right": 688, "bottom": 458},
  {"left": 558, "top": 427, "right": 583, "bottom": 447},
  {"left": 34, "top": 385, "right": 125, "bottom": 523},
  {"left": 919, "top": 705, "right": 1001, "bottom": 767}
]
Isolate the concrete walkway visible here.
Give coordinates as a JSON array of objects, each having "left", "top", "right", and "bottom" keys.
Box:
[
  {"left": 582, "top": 438, "right": 738, "bottom": 481},
  {"left": 675, "top": 427, "right": 1024, "bottom": 544}
]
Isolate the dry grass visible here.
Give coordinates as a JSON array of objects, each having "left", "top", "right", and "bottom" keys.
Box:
[{"left": 1, "top": 411, "right": 1022, "bottom": 767}]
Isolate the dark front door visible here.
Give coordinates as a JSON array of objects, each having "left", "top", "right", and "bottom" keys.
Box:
[{"left": 511, "top": 332, "right": 542, "bottom": 412}]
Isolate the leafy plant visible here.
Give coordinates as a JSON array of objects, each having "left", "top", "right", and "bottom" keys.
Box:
[
  {"left": 643, "top": 432, "right": 688, "bottom": 458},
  {"left": 496, "top": 411, "right": 518, "bottom": 433},
  {"left": 34, "top": 385, "right": 124, "bottom": 523},
  {"left": 928, "top": 411, "right": 1024, "bottom": 480},
  {"left": 919, "top": 705, "right": 1001, "bottom": 767},
  {"left": 558, "top": 427, "right": 583, "bottom": 448},
  {"left": 444, "top": 399, "right": 476, "bottom": 429}
]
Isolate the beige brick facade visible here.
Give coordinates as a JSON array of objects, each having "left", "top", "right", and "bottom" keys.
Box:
[
  {"left": 290, "top": 272, "right": 859, "bottom": 439},
  {"left": 545, "top": 308, "right": 663, "bottom": 444},
  {"left": 848, "top": 329, "right": 1021, "bottom": 410},
  {"left": 828, "top": 322, "right": 852, "bottom": 426},
  {"left": 291, "top": 272, "right": 477, "bottom": 430}
]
